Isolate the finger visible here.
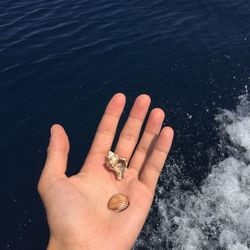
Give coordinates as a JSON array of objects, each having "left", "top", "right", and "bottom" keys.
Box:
[
  {"left": 87, "top": 93, "right": 126, "bottom": 158},
  {"left": 114, "top": 94, "right": 151, "bottom": 161},
  {"left": 39, "top": 124, "right": 70, "bottom": 182},
  {"left": 140, "top": 127, "right": 174, "bottom": 192},
  {"left": 129, "top": 108, "right": 165, "bottom": 173}
]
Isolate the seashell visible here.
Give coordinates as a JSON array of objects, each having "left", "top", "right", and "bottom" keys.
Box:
[
  {"left": 105, "top": 151, "right": 128, "bottom": 180},
  {"left": 106, "top": 151, "right": 119, "bottom": 167},
  {"left": 108, "top": 193, "right": 130, "bottom": 212}
]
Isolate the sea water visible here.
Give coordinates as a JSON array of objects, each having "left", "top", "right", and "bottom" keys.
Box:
[
  {"left": 1, "top": 0, "right": 250, "bottom": 249},
  {"left": 135, "top": 91, "right": 250, "bottom": 249}
]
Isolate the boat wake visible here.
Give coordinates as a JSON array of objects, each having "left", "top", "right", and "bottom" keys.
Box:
[{"left": 135, "top": 90, "right": 250, "bottom": 250}]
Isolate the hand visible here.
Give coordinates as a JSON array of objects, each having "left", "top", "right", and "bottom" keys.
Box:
[{"left": 38, "top": 93, "right": 174, "bottom": 250}]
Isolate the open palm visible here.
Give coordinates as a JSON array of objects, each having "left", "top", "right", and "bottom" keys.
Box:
[{"left": 38, "top": 94, "right": 174, "bottom": 250}]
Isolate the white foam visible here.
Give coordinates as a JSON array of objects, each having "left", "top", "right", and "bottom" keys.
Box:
[{"left": 135, "top": 92, "right": 250, "bottom": 249}]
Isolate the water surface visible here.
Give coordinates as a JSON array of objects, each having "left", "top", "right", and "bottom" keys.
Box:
[{"left": 1, "top": 0, "right": 250, "bottom": 249}]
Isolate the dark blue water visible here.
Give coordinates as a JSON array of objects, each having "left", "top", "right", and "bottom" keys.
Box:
[{"left": 1, "top": 0, "right": 250, "bottom": 249}]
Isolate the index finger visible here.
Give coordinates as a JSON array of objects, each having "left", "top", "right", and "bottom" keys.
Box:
[{"left": 86, "top": 93, "right": 126, "bottom": 159}]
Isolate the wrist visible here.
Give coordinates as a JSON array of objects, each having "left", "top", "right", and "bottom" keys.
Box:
[{"left": 47, "top": 236, "right": 87, "bottom": 250}]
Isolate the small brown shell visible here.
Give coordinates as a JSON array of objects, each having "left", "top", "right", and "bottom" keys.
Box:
[{"left": 108, "top": 193, "right": 129, "bottom": 212}]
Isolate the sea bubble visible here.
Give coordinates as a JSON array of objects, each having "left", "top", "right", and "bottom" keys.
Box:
[{"left": 135, "top": 93, "right": 250, "bottom": 250}]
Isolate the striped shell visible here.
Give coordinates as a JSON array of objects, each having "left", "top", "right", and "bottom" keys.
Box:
[{"left": 108, "top": 193, "right": 129, "bottom": 212}]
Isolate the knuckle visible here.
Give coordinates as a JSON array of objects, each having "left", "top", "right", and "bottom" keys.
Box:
[
  {"left": 97, "top": 127, "right": 114, "bottom": 136},
  {"left": 137, "top": 143, "right": 149, "bottom": 154},
  {"left": 155, "top": 145, "right": 167, "bottom": 155},
  {"left": 37, "top": 175, "right": 64, "bottom": 197},
  {"left": 147, "top": 161, "right": 161, "bottom": 174},
  {"left": 37, "top": 177, "right": 45, "bottom": 195},
  {"left": 121, "top": 131, "right": 137, "bottom": 142}
]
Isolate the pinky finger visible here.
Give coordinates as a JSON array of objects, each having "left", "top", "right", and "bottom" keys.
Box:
[{"left": 140, "top": 127, "right": 174, "bottom": 193}]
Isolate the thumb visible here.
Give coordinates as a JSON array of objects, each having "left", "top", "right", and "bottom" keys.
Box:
[{"left": 43, "top": 124, "right": 70, "bottom": 178}]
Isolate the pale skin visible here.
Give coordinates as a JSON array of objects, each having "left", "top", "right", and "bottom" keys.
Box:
[{"left": 38, "top": 93, "right": 174, "bottom": 250}]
